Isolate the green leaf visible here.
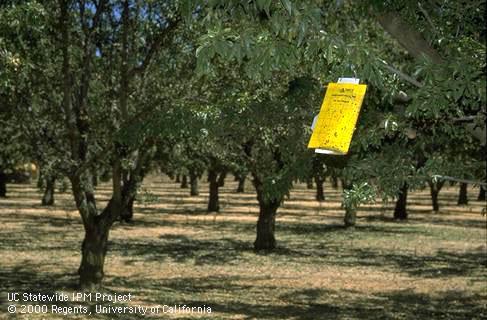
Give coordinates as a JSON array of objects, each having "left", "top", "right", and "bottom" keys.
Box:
[
  {"left": 256, "top": 0, "right": 272, "bottom": 17},
  {"left": 281, "top": 0, "right": 292, "bottom": 15},
  {"left": 297, "top": 22, "right": 306, "bottom": 47}
]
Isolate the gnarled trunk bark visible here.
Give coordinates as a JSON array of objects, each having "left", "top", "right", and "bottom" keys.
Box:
[
  {"left": 457, "top": 183, "right": 468, "bottom": 205},
  {"left": 180, "top": 175, "right": 188, "bottom": 188},
  {"left": 217, "top": 170, "right": 227, "bottom": 187},
  {"left": 37, "top": 168, "right": 44, "bottom": 189},
  {"left": 71, "top": 174, "right": 108, "bottom": 290},
  {"left": 314, "top": 176, "right": 325, "bottom": 202},
  {"left": 331, "top": 175, "right": 339, "bottom": 189},
  {"left": 120, "top": 165, "right": 147, "bottom": 223},
  {"left": 92, "top": 172, "right": 98, "bottom": 188},
  {"left": 306, "top": 178, "right": 313, "bottom": 189},
  {"left": 430, "top": 186, "right": 439, "bottom": 212},
  {"left": 342, "top": 180, "right": 356, "bottom": 227},
  {"left": 344, "top": 207, "right": 356, "bottom": 228},
  {"left": 120, "top": 195, "right": 135, "bottom": 223},
  {"left": 190, "top": 172, "right": 199, "bottom": 196},
  {"left": 236, "top": 174, "right": 246, "bottom": 193},
  {"left": 0, "top": 170, "right": 7, "bottom": 198},
  {"left": 78, "top": 219, "right": 111, "bottom": 290},
  {"left": 207, "top": 170, "right": 219, "bottom": 212},
  {"left": 394, "top": 183, "right": 409, "bottom": 220},
  {"left": 428, "top": 180, "right": 444, "bottom": 213},
  {"left": 478, "top": 186, "right": 486, "bottom": 201},
  {"left": 252, "top": 175, "right": 282, "bottom": 251},
  {"left": 41, "top": 177, "right": 56, "bottom": 206},
  {"left": 254, "top": 198, "right": 279, "bottom": 250}
]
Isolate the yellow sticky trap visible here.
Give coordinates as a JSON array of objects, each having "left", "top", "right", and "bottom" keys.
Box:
[{"left": 308, "top": 82, "right": 367, "bottom": 155}]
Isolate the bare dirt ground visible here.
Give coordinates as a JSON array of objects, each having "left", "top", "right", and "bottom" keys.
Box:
[{"left": 0, "top": 175, "right": 485, "bottom": 319}]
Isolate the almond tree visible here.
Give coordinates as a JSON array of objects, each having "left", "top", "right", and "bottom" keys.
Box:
[
  {"left": 1, "top": 0, "right": 185, "bottom": 289},
  {"left": 196, "top": 0, "right": 485, "bottom": 226}
]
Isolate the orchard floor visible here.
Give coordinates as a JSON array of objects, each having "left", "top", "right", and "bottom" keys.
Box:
[{"left": 0, "top": 175, "right": 486, "bottom": 320}]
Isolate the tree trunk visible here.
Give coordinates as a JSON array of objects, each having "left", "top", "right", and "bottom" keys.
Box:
[
  {"left": 331, "top": 175, "right": 339, "bottom": 189},
  {"left": 344, "top": 207, "right": 356, "bottom": 228},
  {"left": 428, "top": 180, "right": 444, "bottom": 213},
  {"left": 236, "top": 174, "right": 246, "bottom": 193},
  {"left": 37, "top": 168, "right": 44, "bottom": 190},
  {"left": 457, "top": 183, "right": 468, "bottom": 205},
  {"left": 78, "top": 222, "right": 110, "bottom": 290},
  {"left": 180, "top": 175, "right": 188, "bottom": 188},
  {"left": 394, "top": 183, "right": 409, "bottom": 220},
  {"left": 341, "top": 180, "right": 355, "bottom": 227},
  {"left": 120, "top": 195, "right": 135, "bottom": 223},
  {"left": 306, "top": 178, "right": 313, "bottom": 189},
  {"left": 189, "top": 172, "right": 199, "bottom": 196},
  {"left": 430, "top": 185, "right": 439, "bottom": 212},
  {"left": 175, "top": 174, "right": 180, "bottom": 183},
  {"left": 207, "top": 170, "right": 219, "bottom": 212},
  {"left": 217, "top": 170, "right": 227, "bottom": 187},
  {"left": 0, "top": 170, "right": 7, "bottom": 198},
  {"left": 41, "top": 177, "right": 56, "bottom": 206},
  {"left": 92, "top": 172, "right": 98, "bottom": 188},
  {"left": 254, "top": 198, "right": 279, "bottom": 250},
  {"left": 314, "top": 176, "right": 325, "bottom": 201},
  {"left": 478, "top": 186, "right": 486, "bottom": 201},
  {"left": 78, "top": 149, "right": 146, "bottom": 287}
]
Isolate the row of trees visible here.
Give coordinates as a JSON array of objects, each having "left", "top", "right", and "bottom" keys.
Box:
[{"left": 1, "top": 0, "right": 485, "bottom": 289}]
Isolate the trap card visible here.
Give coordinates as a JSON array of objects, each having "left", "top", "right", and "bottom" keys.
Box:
[{"left": 308, "top": 80, "right": 367, "bottom": 155}]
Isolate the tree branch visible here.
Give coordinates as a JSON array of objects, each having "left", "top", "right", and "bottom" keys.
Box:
[
  {"left": 418, "top": 2, "right": 439, "bottom": 39},
  {"left": 378, "top": 60, "right": 424, "bottom": 88},
  {"left": 128, "top": 16, "right": 182, "bottom": 78},
  {"left": 376, "top": 11, "right": 443, "bottom": 64}
]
